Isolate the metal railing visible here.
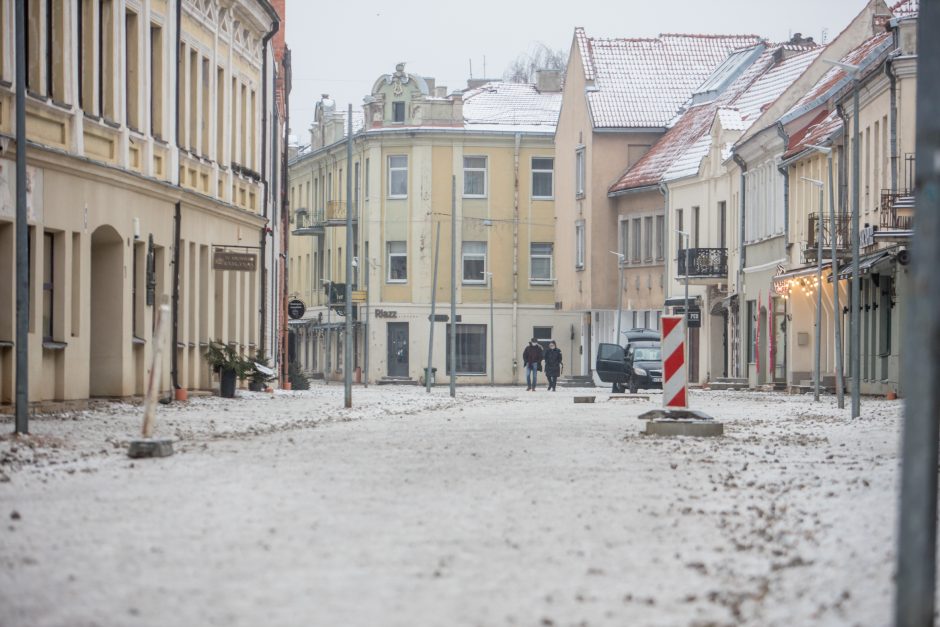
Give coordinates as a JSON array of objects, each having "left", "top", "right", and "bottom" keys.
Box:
[
  {"left": 676, "top": 247, "right": 728, "bottom": 278},
  {"left": 292, "top": 207, "right": 326, "bottom": 234},
  {"left": 880, "top": 190, "right": 915, "bottom": 230},
  {"left": 806, "top": 212, "right": 851, "bottom": 261}
]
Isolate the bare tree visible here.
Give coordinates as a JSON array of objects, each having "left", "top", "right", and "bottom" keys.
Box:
[{"left": 504, "top": 43, "right": 568, "bottom": 84}]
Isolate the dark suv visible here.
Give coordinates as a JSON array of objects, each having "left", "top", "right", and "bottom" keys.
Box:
[{"left": 595, "top": 328, "right": 662, "bottom": 393}]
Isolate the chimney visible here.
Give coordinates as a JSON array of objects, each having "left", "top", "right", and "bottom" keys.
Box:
[
  {"left": 435, "top": 86, "right": 448, "bottom": 98},
  {"left": 536, "top": 69, "right": 563, "bottom": 92}
]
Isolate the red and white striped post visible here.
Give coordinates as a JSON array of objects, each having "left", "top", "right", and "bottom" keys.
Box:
[{"left": 661, "top": 315, "right": 687, "bottom": 408}]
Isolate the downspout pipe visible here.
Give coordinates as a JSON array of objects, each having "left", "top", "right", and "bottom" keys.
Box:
[
  {"left": 776, "top": 122, "right": 790, "bottom": 245},
  {"left": 171, "top": 201, "right": 181, "bottom": 392},
  {"left": 836, "top": 105, "right": 850, "bottom": 218},
  {"left": 259, "top": 18, "right": 280, "bottom": 359},
  {"left": 732, "top": 154, "right": 748, "bottom": 274},
  {"left": 658, "top": 181, "right": 669, "bottom": 315},
  {"left": 885, "top": 50, "right": 899, "bottom": 195}
]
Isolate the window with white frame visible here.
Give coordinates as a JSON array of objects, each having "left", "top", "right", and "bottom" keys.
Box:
[
  {"left": 387, "top": 241, "right": 407, "bottom": 282},
  {"left": 462, "top": 241, "right": 487, "bottom": 283},
  {"left": 656, "top": 215, "right": 665, "bottom": 260},
  {"left": 463, "top": 156, "right": 487, "bottom": 197},
  {"left": 530, "top": 243, "right": 553, "bottom": 284},
  {"left": 619, "top": 219, "right": 629, "bottom": 262},
  {"left": 532, "top": 157, "right": 554, "bottom": 199},
  {"left": 632, "top": 218, "right": 641, "bottom": 262},
  {"left": 388, "top": 155, "right": 408, "bottom": 198},
  {"left": 575, "top": 148, "right": 585, "bottom": 197},
  {"left": 644, "top": 216, "right": 653, "bottom": 261},
  {"left": 575, "top": 221, "right": 585, "bottom": 269}
]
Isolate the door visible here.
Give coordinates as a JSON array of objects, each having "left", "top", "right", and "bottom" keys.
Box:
[
  {"left": 595, "top": 343, "right": 626, "bottom": 383},
  {"left": 773, "top": 297, "right": 787, "bottom": 384},
  {"left": 387, "top": 322, "right": 409, "bottom": 377}
]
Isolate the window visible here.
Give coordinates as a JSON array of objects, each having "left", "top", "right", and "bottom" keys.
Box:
[
  {"left": 78, "top": 0, "right": 95, "bottom": 112},
  {"left": 463, "top": 156, "right": 487, "bottom": 197},
  {"left": 462, "top": 241, "right": 487, "bottom": 283},
  {"left": 533, "top": 326, "right": 553, "bottom": 351},
  {"left": 446, "top": 324, "right": 487, "bottom": 375},
  {"left": 387, "top": 241, "right": 407, "bottom": 282},
  {"left": 100, "top": 0, "right": 115, "bottom": 120},
  {"left": 575, "top": 148, "right": 585, "bottom": 197},
  {"left": 632, "top": 218, "right": 641, "bottom": 263},
  {"left": 388, "top": 155, "right": 407, "bottom": 198},
  {"left": 214, "top": 66, "right": 224, "bottom": 161},
  {"left": 619, "top": 219, "right": 629, "bottom": 261},
  {"left": 125, "top": 9, "right": 140, "bottom": 129},
  {"left": 365, "top": 158, "right": 370, "bottom": 198},
  {"left": 42, "top": 232, "right": 54, "bottom": 340},
  {"left": 692, "top": 206, "right": 700, "bottom": 248},
  {"left": 530, "top": 243, "right": 553, "bottom": 284},
  {"left": 575, "top": 221, "right": 585, "bottom": 269},
  {"left": 392, "top": 101, "right": 405, "bottom": 123},
  {"left": 676, "top": 208, "right": 684, "bottom": 255},
  {"left": 354, "top": 162, "right": 360, "bottom": 209},
  {"left": 532, "top": 157, "right": 554, "bottom": 199},
  {"left": 656, "top": 215, "right": 664, "bottom": 260},
  {"left": 644, "top": 217, "right": 653, "bottom": 261},
  {"left": 747, "top": 300, "right": 756, "bottom": 363},
  {"left": 718, "top": 202, "right": 727, "bottom": 249},
  {"left": 151, "top": 24, "right": 165, "bottom": 138}
]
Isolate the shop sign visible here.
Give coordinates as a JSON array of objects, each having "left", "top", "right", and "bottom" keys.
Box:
[
  {"left": 375, "top": 309, "right": 398, "bottom": 319},
  {"left": 213, "top": 250, "right": 257, "bottom": 272},
  {"left": 287, "top": 299, "right": 306, "bottom": 320}
]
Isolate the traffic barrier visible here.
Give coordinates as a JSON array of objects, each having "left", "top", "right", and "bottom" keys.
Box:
[{"left": 661, "top": 315, "right": 687, "bottom": 408}]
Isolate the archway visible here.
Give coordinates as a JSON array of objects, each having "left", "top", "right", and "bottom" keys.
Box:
[{"left": 89, "top": 225, "right": 125, "bottom": 397}]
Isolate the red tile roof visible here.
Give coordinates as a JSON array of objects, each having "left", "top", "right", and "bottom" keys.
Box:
[{"left": 784, "top": 110, "right": 843, "bottom": 160}]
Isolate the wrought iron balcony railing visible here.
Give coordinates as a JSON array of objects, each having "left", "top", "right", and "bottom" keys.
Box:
[
  {"left": 292, "top": 207, "right": 326, "bottom": 235},
  {"left": 676, "top": 247, "right": 728, "bottom": 278},
  {"left": 879, "top": 190, "right": 915, "bottom": 231},
  {"left": 805, "top": 212, "right": 851, "bottom": 261}
]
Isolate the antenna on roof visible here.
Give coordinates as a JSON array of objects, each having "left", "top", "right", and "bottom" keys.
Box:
[
  {"left": 469, "top": 58, "right": 473, "bottom": 79},
  {"left": 483, "top": 55, "right": 487, "bottom": 78},
  {"left": 821, "top": 28, "right": 829, "bottom": 44}
]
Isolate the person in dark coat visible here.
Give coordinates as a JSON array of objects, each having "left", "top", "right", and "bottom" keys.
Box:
[
  {"left": 543, "top": 341, "right": 563, "bottom": 391},
  {"left": 522, "top": 338, "right": 544, "bottom": 391}
]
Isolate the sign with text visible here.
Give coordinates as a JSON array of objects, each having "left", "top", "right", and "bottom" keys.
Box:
[
  {"left": 351, "top": 290, "right": 367, "bottom": 303},
  {"left": 212, "top": 250, "right": 257, "bottom": 272},
  {"left": 672, "top": 305, "right": 701, "bottom": 328},
  {"left": 287, "top": 299, "right": 306, "bottom": 320}
]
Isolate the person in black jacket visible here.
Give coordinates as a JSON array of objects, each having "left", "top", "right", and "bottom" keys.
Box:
[
  {"left": 522, "top": 338, "right": 543, "bottom": 391},
  {"left": 543, "top": 341, "right": 563, "bottom": 391}
]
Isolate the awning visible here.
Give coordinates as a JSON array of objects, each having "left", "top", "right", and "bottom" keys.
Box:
[
  {"left": 772, "top": 262, "right": 830, "bottom": 283},
  {"left": 664, "top": 296, "right": 702, "bottom": 307},
  {"left": 830, "top": 250, "right": 895, "bottom": 281}
]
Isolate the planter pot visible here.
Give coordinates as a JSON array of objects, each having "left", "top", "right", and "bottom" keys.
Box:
[
  {"left": 283, "top": 381, "right": 292, "bottom": 391},
  {"left": 219, "top": 368, "right": 237, "bottom": 398},
  {"left": 174, "top": 388, "right": 189, "bottom": 402},
  {"left": 248, "top": 380, "right": 265, "bottom": 392},
  {"left": 886, "top": 391, "right": 898, "bottom": 401}
]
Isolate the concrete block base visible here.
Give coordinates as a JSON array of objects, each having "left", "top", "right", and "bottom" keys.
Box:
[
  {"left": 637, "top": 408, "right": 715, "bottom": 421},
  {"left": 607, "top": 394, "right": 650, "bottom": 401},
  {"left": 645, "top": 420, "right": 724, "bottom": 437},
  {"left": 127, "top": 438, "right": 175, "bottom": 459},
  {"left": 573, "top": 396, "right": 596, "bottom": 404}
]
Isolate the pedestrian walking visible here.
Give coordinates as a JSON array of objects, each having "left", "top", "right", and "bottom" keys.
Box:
[
  {"left": 522, "top": 338, "right": 543, "bottom": 391},
  {"left": 543, "top": 341, "right": 563, "bottom": 391}
]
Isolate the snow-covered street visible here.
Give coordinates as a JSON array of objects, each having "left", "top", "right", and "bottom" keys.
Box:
[{"left": 0, "top": 385, "right": 902, "bottom": 626}]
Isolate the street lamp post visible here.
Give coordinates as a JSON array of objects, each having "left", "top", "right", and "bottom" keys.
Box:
[
  {"left": 609, "top": 251, "right": 625, "bottom": 342},
  {"left": 484, "top": 271, "right": 494, "bottom": 386},
  {"left": 825, "top": 58, "right": 862, "bottom": 417},
  {"left": 802, "top": 177, "right": 825, "bottom": 402},
  {"left": 808, "top": 144, "right": 844, "bottom": 408},
  {"left": 321, "top": 279, "right": 331, "bottom": 385}
]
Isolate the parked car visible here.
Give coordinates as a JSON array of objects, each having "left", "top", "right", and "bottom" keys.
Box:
[
  {"left": 623, "top": 341, "right": 663, "bottom": 393},
  {"left": 595, "top": 328, "right": 661, "bottom": 393}
]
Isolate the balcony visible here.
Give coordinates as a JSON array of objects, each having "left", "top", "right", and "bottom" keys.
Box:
[
  {"left": 325, "top": 200, "right": 358, "bottom": 226},
  {"left": 292, "top": 207, "right": 325, "bottom": 236},
  {"left": 880, "top": 190, "right": 915, "bottom": 232},
  {"left": 805, "top": 212, "right": 851, "bottom": 263},
  {"left": 676, "top": 247, "right": 727, "bottom": 284}
]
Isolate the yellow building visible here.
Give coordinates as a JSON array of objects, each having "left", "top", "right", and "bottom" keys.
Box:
[
  {"left": 288, "top": 64, "right": 583, "bottom": 385},
  {"left": 0, "top": 0, "right": 282, "bottom": 404}
]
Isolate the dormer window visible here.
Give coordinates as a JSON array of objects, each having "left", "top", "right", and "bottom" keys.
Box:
[{"left": 392, "top": 101, "right": 405, "bottom": 123}]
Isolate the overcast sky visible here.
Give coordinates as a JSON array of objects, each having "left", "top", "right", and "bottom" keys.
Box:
[{"left": 285, "top": 0, "right": 869, "bottom": 140}]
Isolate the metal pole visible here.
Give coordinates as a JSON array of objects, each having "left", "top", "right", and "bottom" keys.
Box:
[
  {"left": 344, "top": 106, "right": 353, "bottom": 408},
  {"left": 426, "top": 222, "right": 441, "bottom": 393},
  {"left": 684, "top": 239, "right": 690, "bottom": 332},
  {"left": 896, "top": 3, "right": 939, "bottom": 623},
  {"left": 449, "top": 176, "right": 457, "bottom": 398},
  {"left": 829, "top": 151, "right": 844, "bottom": 409},
  {"left": 489, "top": 272, "right": 494, "bottom": 386},
  {"left": 815, "top": 186, "right": 823, "bottom": 402},
  {"left": 14, "top": 0, "right": 28, "bottom": 434},
  {"left": 364, "top": 259, "right": 370, "bottom": 387},
  {"left": 851, "top": 80, "right": 861, "bottom": 418},
  {"left": 325, "top": 281, "right": 330, "bottom": 385},
  {"left": 616, "top": 259, "right": 624, "bottom": 340}
]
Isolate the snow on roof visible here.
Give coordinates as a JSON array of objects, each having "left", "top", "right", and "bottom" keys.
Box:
[
  {"left": 461, "top": 82, "right": 561, "bottom": 131},
  {"left": 783, "top": 109, "right": 843, "bottom": 160},
  {"left": 783, "top": 32, "right": 893, "bottom": 122},
  {"left": 891, "top": 0, "right": 918, "bottom": 18},
  {"left": 609, "top": 43, "right": 821, "bottom": 191},
  {"left": 575, "top": 28, "right": 763, "bottom": 128}
]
